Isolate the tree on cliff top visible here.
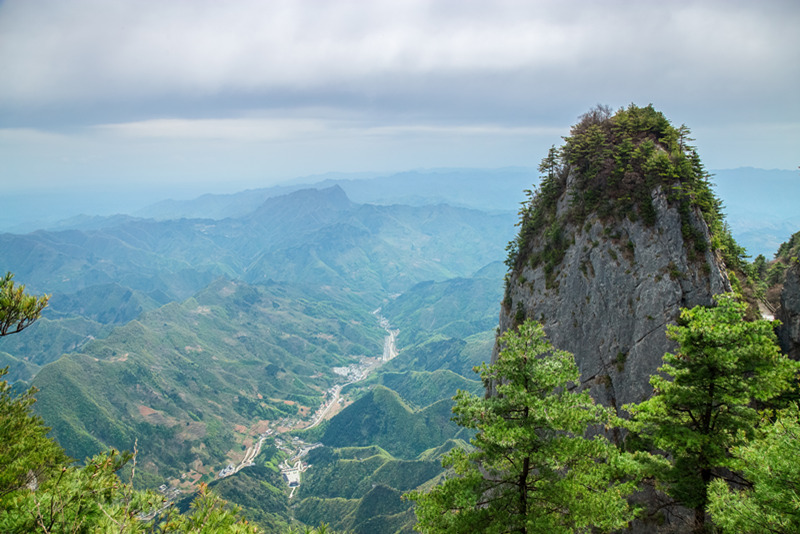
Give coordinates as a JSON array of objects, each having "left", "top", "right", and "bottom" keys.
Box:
[
  {"left": 408, "top": 320, "right": 642, "bottom": 534},
  {"left": 505, "top": 104, "right": 742, "bottom": 281}
]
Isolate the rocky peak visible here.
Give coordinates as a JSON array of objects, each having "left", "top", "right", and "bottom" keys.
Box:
[{"left": 494, "top": 105, "right": 733, "bottom": 412}]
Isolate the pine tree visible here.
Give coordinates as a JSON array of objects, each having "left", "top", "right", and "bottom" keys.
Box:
[
  {"left": 408, "top": 320, "right": 641, "bottom": 534},
  {"left": 624, "top": 294, "right": 800, "bottom": 533},
  {"left": 708, "top": 403, "right": 800, "bottom": 533},
  {"left": 0, "top": 272, "right": 49, "bottom": 337}
]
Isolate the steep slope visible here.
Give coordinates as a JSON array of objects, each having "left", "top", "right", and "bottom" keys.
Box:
[
  {"left": 497, "top": 105, "right": 733, "bottom": 410},
  {"left": 774, "top": 232, "right": 800, "bottom": 359},
  {"left": 779, "top": 263, "right": 800, "bottom": 359}
]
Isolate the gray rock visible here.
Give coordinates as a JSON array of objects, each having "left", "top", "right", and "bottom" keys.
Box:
[
  {"left": 778, "top": 263, "right": 800, "bottom": 360},
  {"left": 494, "top": 181, "right": 731, "bottom": 413}
]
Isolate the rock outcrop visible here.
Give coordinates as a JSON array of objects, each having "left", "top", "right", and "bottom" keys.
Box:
[
  {"left": 494, "top": 105, "right": 732, "bottom": 415},
  {"left": 497, "top": 178, "right": 730, "bottom": 412},
  {"left": 778, "top": 262, "right": 800, "bottom": 359}
]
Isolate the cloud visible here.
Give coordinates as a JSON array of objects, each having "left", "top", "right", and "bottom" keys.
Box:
[
  {"left": 0, "top": 0, "right": 797, "bottom": 181},
  {"left": 96, "top": 117, "right": 331, "bottom": 142},
  {"left": 94, "top": 115, "right": 564, "bottom": 143},
  {"left": 2, "top": 0, "right": 797, "bottom": 122}
]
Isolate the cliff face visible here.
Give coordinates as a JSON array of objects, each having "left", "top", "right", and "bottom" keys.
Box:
[
  {"left": 778, "top": 263, "right": 800, "bottom": 359},
  {"left": 497, "top": 176, "right": 730, "bottom": 411},
  {"left": 494, "top": 105, "right": 732, "bottom": 413}
]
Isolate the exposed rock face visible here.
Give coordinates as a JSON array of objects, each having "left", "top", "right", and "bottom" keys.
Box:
[
  {"left": 495, "top": 176, "right": 731, "bottom": 413},
  {"left": 778, "top": 263, "right": 800, "bottom": 359}
]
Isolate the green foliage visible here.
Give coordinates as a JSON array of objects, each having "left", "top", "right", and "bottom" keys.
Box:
[
  {"left": 0, "top": 368, "right": 70, "bottom": 505},
  {"left": 303, "top": 446, "right": 442, "bottom": 501},
  {"left": 208, "top": 465, "right": 291, "bottom": 531},
  {"left": 775, "top": 230, "right": 800, "bottom": 262},
  {"left": 0, "top": 272, "right": 49, "bottom": 337},
  {"left": 708, "top": 404, "right": 800, "bottom": 534},
  {"left": 382, "top": 276, "right": 503, "bottom": 348},
  {"left": 749, "top": 230, "right": 800, "bottom": 295},
  {"left": 408, "top": 321, "right": 641, "bottom": 533},
  {"left": 0, "top": 368, "right": 259, "bottom": 533},
  {"left": 1, "top": 448, "right": 158, "bottom": 534},
  {"left": 368, "top": 370, "right": 482, "bottom": 410},
  {"left": 294, "top": 494, "right": 358, "bottom": 531},
  {"left": 165, "top": 482, "right": 261, "bottom": 533},
  {"left": 296, "top": 445, "right": 430, "bottom": 533},
  {"left": 505, "top": 104, "right": 738, "bottom": 278},
  {"left": 624, "top": 294, "right": 800, "bottom": 530},
  {"left": 380, "top": 335, "right": 487, "bottom": 379}
]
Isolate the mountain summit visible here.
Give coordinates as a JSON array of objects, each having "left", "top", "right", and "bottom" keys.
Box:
[{"left": 496, "top": 104, "right": 736, "bottom": 411}]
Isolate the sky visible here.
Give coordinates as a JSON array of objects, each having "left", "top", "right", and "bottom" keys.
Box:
[{"left": 0, "top": 0, "right": 798, "bottom": 213}]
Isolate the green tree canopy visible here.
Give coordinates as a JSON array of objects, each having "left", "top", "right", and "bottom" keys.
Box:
[
  {"left": 708, "top": 403, "right": 800, "bottom": 534},
  {"left": 0, "top": 272, "right": 49, "bottom": 337},
  {"left": 408, "top": 320, "right": 641, "bottom": 534},
  {"left": 624, "top": 293, "right": 799, "bottom": 533}
]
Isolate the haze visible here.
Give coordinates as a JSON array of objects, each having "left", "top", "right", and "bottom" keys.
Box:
[{"left": 1, "top": 0, "right": 798, "bottom": 216}]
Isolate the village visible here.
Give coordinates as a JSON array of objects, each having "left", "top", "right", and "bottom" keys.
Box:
[{"left": 213, "top": 313, "right": 399, "bottom": 497}]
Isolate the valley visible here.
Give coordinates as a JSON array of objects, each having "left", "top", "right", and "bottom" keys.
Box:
[
  {"left": 1, "top": 163, "right": 797, "bottom": 533},
  {"left": 0, "top": 182, "right": 506, "bottom": 531},
  {"left": 216, "top": 312, "right": 400, "bottom": 498}
]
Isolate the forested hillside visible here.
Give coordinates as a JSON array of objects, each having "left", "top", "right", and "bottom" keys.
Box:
[{"left": 0, "top": 183, "right": 513, "bottom": 531}]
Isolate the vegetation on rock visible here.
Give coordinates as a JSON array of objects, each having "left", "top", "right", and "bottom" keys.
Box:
[{"left": 505, "top": 104, "right": 743, "bottom": 286}]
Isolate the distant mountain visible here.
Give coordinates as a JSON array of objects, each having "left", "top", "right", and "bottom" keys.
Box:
[
  {"left": 320, "top": 386, "right": 470, "bottom": 459},
  {"left": 382, "top": 275, "right": 504, "bottom": 346},
  {"left": 711, "top": 167, "right": 800, "bottom": 258},
  {"left": 134, "top": 167, "right": 536, "bottom": 220},
  {"left": 131, "top": 167, "right": 799, "bottom": 260},
  {"left": 296, "top": 445, "right": 452, "bottom": 534},
  {"left": 6, "top": 166, "right": 794, "bottom": 263},
  {"left": 1, "top": 186, "right": 515, "bottom": 299}
]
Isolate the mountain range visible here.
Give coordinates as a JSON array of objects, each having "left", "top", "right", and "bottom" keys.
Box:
[{"left": 1, "top": 162, "right": 797, "bottom": 532}]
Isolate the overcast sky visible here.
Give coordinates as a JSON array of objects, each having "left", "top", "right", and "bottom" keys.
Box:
[{"left": 1, "top": 0, "right": 798, "bottom": 203}]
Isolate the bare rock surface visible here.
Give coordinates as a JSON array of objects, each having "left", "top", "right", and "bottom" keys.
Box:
[
  {"left": 495, "top": 182, "right": 730, "bottom": 412},
  {"left": 778, "top": 263, "right": 800, "bottom": 359}
]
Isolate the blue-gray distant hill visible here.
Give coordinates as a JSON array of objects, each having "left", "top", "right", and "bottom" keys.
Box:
[
  {"left": 0, "top": 185, "right": 515, "bottom": 383},
  {"left": 135, "top": 167, "right": 537, "bottom": 220},
  {"left": 711, "top": 167, "right": 800, "bottom": 258},
  {"left": 133, "top": 166, "right": 799, "bottom": 259}
]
